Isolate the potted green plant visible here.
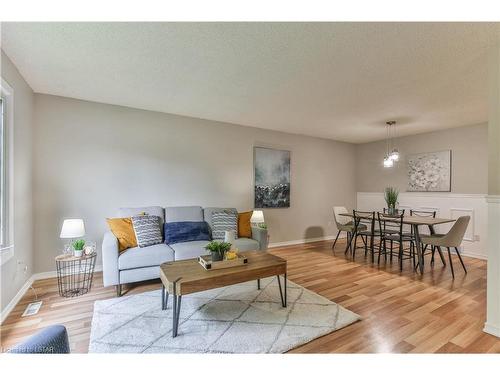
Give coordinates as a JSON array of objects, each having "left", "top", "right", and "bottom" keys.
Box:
[
  {"left": 73, "top": 239, "right": 85, "bottom": 257},
  {"left": 205, "top": 241, "right": 232, "bottom": 262},
  {"left": 384, "top": 187, "right": 399, "bottom": 215}
]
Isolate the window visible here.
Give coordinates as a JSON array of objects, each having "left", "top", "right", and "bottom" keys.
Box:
[{"left": 0, "top": 78, "right": 14, "bottom": 265}]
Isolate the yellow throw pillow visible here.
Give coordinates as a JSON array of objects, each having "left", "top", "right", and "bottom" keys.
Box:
[
  {"left": 106, "top": 217, "right": 137, "bottom": 252},
  {"left": 238, "top": 211, "right": 253, "bottom": 238}
]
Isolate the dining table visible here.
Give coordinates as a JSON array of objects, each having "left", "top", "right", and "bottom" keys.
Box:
[{"left": 339, "top": 212, "right": 456, "bottom": 273}]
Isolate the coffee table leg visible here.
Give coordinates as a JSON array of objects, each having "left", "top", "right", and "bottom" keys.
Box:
[
  {"left": 162, "top": 285, "right": 165, "bottom": 310},
  {"left": 161, "top": 285, "right": 169, "bottom": 310},
  {"left": 172, "top": 295, "right": 182, "bottom": 337},
  {"left": 172, "top": 282, "right": 182, "bottom": 338},
  {"left": 277, "top": 275, "right": 286, "bottom": 308},
  {"left": 257, "top": 279, "right": 261, "bottom": 290},
  {"left": 284, "top": 273, "right": 287, "bottom": 307}
]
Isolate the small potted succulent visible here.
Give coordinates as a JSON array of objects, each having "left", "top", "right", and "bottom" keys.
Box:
[
  {"left": 73, "top": 239, "right": 86, "bottom": 257},
  {"left": 205, "top": 241, "right": 232, "bottom": 262}
]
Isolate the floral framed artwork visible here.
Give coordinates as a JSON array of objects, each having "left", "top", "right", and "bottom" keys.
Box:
[{"left": 407, "top": 150, "right": 451, "bottom": 192}]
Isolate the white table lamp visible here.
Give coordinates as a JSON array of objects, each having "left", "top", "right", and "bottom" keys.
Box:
[
  {"left": 251, "top": 210, "right": 265, "bottom": 225},
  {"left": 60, "top": 219, "right": 85, "bottom": 238}
]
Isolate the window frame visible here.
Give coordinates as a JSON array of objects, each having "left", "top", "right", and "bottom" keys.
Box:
[{"left": 0, "top": 78, "right": 14, "bottom": 265}]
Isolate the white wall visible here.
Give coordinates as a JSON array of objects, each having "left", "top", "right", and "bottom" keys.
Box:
[
  {"left": 0, "top": 51, "right": 34, "bottom": 313},
  {"left": 33, "top": 94, "right": 356, "bottom": 273},
  {"left": 355, "top": 123, "right": 488, "bottom": 194}
]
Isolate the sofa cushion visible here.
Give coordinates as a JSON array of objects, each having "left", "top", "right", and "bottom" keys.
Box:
[
  {"left": 165, "top": 206, "right": 203, "bottom": 223},
  {"left": 118, "top": 243, "right": 174, "bottom": 270},
  {"left": 211, "top": 211, "right": 238, "bottom": 240},
  {"left": 165, "top": 221, "right": 211, "bottom": 245},
  {"left": 119, "top": 206, "right": 165, "bottom": 234},
  {"left": 106, "top": 217, "right": 137, "bottom": 252},
  {"left": 170, "top": 240, "right": 210, "bottom": 261},
  {"left": 232, "top": 238, "right": 260, "bottom": 251},
  {"left": 203, "top": 207, "right": 237, "bottom": 232},
  {"left": 132, "top": 215, "right": 163, "bottom": 247},
  {"left": 238, "top": 211, "right": 253, "bottom": 238}
]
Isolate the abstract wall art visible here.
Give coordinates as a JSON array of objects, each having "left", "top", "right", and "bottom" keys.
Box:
[{"left": 254, "top": 147, "right": 290, "bottom": 208}]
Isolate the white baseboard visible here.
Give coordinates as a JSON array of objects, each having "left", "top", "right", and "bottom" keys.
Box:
[
  {"left": 483, "top": 322, "right": 500, "bottom": 337},
  {"left": 1, "top": 275, "right": 35, "bottom": 324},
  {"left": 460, "top": 251, "right": 488, "bottom": 260},
  {"left": 268, "top": 234, "right": 343, "bottom": 248},
  {"left": 1, "top": 265, "right": 103, "bottom": 324}
]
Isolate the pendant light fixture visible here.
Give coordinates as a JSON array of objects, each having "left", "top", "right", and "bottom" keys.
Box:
[{"left": 383, "top": 120, "right": 399, "bottom": 168}]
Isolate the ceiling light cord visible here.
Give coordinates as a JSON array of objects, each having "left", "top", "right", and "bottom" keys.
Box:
[{"left": 383, "top": 120, "right": 399, "bottom": 167}]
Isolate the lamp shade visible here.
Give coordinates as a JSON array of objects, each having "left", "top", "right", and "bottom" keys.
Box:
[
  {"left": 60, "top": 219, "right": 85, "bottom": 239},
  {"left": 224, "top": 230, "right": 236, "bottom": 244},
  {"left": 250, "top": 210, "right": 265, "bottom": 224}
]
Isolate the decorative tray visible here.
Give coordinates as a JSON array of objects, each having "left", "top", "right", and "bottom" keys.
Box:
[{"left": 198, "top": 253, "right": 248, "bottom": 270}]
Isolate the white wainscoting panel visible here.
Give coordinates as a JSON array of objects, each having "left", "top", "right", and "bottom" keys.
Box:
[
  {"left": 356, "top": 192, "right": 488, "bottom": 259},
  {"left": 450, "top": 208, "right": 475, "bottom": 242}
]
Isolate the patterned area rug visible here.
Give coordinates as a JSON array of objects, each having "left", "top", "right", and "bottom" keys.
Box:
[{"left": 89, "top": 277, "right": 360, "bottom": 353}]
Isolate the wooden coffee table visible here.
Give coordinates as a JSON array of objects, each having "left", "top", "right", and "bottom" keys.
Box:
[{"left": 159, "top": 250, "right": 287, "bottom": 337}]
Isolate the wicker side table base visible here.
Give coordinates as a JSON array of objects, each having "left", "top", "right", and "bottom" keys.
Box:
[{"left": 55, "top": 253, "right": 96, "bottom": 298}]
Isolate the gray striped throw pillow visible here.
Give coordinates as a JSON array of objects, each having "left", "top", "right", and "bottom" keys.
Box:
[
  {"left": 132, "top": 215, "right": 163, "bottom": 247},
  {"left": 211, "top": 211, "right": 238, "bottom": 241}
]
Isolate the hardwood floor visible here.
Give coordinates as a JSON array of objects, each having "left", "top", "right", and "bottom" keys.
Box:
[{"left": 1, "top": 239, "right": 499, "bottom": 353}]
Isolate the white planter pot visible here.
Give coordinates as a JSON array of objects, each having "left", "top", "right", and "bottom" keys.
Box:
[{"left": 74, "top": 249, "right": 83, "bottom": 257}]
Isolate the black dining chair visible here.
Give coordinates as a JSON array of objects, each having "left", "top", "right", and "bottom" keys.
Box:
[
  {"left": 351, "top": 210, "right": 379, "bottom": 262},
  {"left": 377, "top": 210, "right": 415, "bottom": 271},
  {"left": 380, "top": 207, "right": 409, "bottom": 257}
]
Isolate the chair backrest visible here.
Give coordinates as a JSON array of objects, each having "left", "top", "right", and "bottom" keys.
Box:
[
  {"left": 442, "top": 216, "right": 471, "bottom": 247},
  {"left": 377, "top": 210, "right": 405, "bottom": 236},
  {"left": 410, "top": 209, "right": 436, "bottom": 218},
  {"left": 333, "top": 206, "right": 350, "bottom": 226},
  {"left": 353, "top": 210, "right": 375, "bottom": 231}
]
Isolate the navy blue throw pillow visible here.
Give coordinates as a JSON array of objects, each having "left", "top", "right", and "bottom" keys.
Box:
[{"left": 165, "top": 221, "right": 211, "bottom": 245}]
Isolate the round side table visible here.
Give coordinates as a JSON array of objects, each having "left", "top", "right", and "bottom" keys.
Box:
[{"left": 55, "top": 253, "right": 97, "bottom": 298}]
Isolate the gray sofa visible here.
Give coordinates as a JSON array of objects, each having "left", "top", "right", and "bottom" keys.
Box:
[{"left": 102, "top": 206, "right": 268, "bottom": 296}]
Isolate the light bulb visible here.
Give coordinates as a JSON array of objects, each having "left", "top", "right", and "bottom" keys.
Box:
[
  {"left": 389, "top": 149, "right": 400, "bottom": 161},
  {"left": 383, "top": 156, "right": 394, "bottom": 168}
]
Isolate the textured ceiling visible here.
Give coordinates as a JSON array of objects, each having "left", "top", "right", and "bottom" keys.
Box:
[{"left": 1, "top": 22, "right": 499, "bottom": 143}]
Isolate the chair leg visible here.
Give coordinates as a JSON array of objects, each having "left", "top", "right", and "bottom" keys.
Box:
[
  {"left": 455, "top": 247, "right": 468, "bottom": 274},
  {"left": 411, "top": 242, "right": 416, "bottom": 268},
  {"left": 370, "top": 235, "right": 375, "bottom": 263},
  {"left": 344, "top": 232, "right": 351, "bottom": 255},
  {"left": 332, "top": 230, "right": 341, "bottom": 252},
  {"left": 116, "top": 284, "right": 121, "bottom": 297},
  {"left": 377, "top": 237, "right": 382, "bottom": 264},
  {"left": 437, "top": 247, "right": 446, "bottom": 266},
  {"left": 353, "top": 233, "right": 358, "bottom": 258},
  {"left": 431, "top": 246, "right": 435, "bottom": 265},
  {"left": 447, "top": 247, "right": 455, "bottom": 278},
  {"left": 361, "top": 235, "right": 367, "bottom": 246},
  {"left": 399, "top": 241, "right": 403, "bottom": 272}
]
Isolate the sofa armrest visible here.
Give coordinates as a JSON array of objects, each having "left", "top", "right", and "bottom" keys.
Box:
[
  {"left": 9, "top": 324, "right": 70, "bottom": 354},
  {"left": 251, "top": 226, "right": 269, "bottom": 250},
  {"left": 102, "top": 231, "right": 120, "bottom": 287}
]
